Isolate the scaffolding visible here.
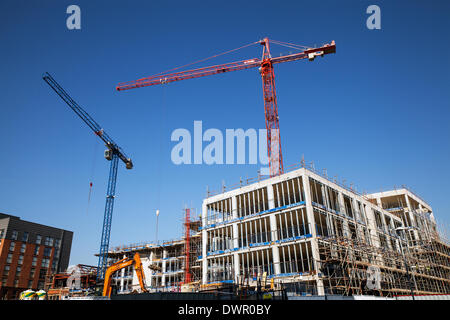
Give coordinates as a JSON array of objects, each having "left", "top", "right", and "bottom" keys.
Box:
[
  {"left": 317, "top": 233, "right": 450, "bottom": 297},
  {"left": 202, "top": 160, "right": 450, "bottom": 299},
  {"left": 181, "top": 208, "right": 202, "bottom": 286}
]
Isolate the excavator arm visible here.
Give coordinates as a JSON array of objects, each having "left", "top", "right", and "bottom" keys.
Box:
[{"left": 102, "top": 253, "right": 148, "bottom": 297}]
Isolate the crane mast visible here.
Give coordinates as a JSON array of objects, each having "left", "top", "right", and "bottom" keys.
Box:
[
  {"left": 116, "top": 38, "right": 335, "bottom": 177},
  {"left": 42, "top": 72, "right": 133, "bottom": 281},
  {"left": 259, "top": 38, "right": 283, "bottom": 176}
]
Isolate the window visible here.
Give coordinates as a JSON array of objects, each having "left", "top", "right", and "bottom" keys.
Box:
[
  {"left": 44, "top": 237, "right": 53, "bottom": 246},
  {"left": 28, "top": 280, "right": 33, "bottom": 288},
  {"left": 2, "top": 278, "right": 7, "bottom": 286},
  {"left": 9, "top": 241, "right": 15, "bottom": 252},
  {"left": 14, "top": 279, "right": 18, "bottom": 287},
  {"left": 41, "top": 258, "right": 50, "bottom": 268},
  {"left": 20, "top": 243, "right": 26, "bottom": 254},
  {"left": 0, "top": 229, "right": 4, "bottom": 238},
  {"left": 22, "top": 232, "right": 29, "bottom": 242},
  {"left": 16, "top": 266, "right": 21, "bottom": 276},
  {"left": 34, "top": 245, "right": 40, "bottom": 256},
  {"left": 3, "top": 266, "right": 10, "bottom": 276},
  {"left": 11, "top": 230, "right": 18, "bottom": 240},
  {"left": 38, "top": 281, "right": 44, "bottom": 290},
  {"left": 43, "top": 247, "right": 52, "bottom": 257},
  {"left": 30, "top": 268, "right": 35, "bottom": 279},
  {"left": 36, "top": 235, "right": 42, "bottom": 245},
  {"left": 32, "top": 257, "right": 37, "bottom": 267},
  {"left": 55, "top": 239, "right": 61, "bottom": 247},
  {"left": 18, "top": 255, "right": 24, "bottom": 265},
  {"left": 6, "top": 253, "right": 13, "bottom": 264},
  {"left": 52, "top": 260, "right": 58, "bottom": 271},
  {"left": 39, "top": 268, "right": 47, "bottom": 279}
]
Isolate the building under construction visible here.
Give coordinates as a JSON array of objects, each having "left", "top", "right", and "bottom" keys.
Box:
[
  {"left": 98, "top": 162, "right": 449, "bottom": 298},
  {"left": 200, "top": 162, "right": 450, "bottom": 297},
  {"left": 105, "top": 209, "right": 202, "bottom": 294},
  {"left": 46, "top": 264, "right": 97, "bottom": 300}
]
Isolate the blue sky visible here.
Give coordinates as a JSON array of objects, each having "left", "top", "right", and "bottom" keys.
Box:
[{"left": 1, "top": 0, "right": 449, "bottom": 266}]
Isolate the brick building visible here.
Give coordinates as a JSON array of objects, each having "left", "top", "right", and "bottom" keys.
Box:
[{"left": 0, "top": 213, "right": 73, "bottom": 300}]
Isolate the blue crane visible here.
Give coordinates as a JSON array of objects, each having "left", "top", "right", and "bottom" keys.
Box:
[{"left": 42, "top": 72, "right": 133, "bottom": 281}]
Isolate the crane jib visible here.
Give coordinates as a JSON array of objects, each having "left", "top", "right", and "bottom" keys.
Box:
[
  {"left": 115, "top": 39, "right": 336, "bottom": 177},
  {"left": 42, "top": 72, "right": 133, "bottom": 169}
]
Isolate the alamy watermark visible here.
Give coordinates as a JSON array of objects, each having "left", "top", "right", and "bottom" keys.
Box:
[
  {"left": 66, "top": 5, "right": 81, "bottom": 30},
  {"left": 366, "top": 5, "right": 381, "bottom": 30},
  {"left": 171, "top": 121, "right": 277, "bottom": 175}
]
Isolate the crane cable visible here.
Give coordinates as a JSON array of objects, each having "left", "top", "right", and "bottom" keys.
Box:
[
  {"left": 151, "top": 40, "right": 260, "bottom": 77},
  {"left": 269, "top": 39, "right": 313, "bottom": 51},
  {"left": 87, "top": 182, "right": 93, "bottom": 215},
  {"left": 87, "top": 141, "right": 99, "bottom": 215},
  {"left": 154, "top": 85, "right": 167, "bottom": 224}
]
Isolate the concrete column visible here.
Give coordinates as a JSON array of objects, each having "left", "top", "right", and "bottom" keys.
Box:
[
  {"left": 271, "top": 243, "right": 281, "bottom": 276},
  {"left": 376, "top": 197, "right": 382, "bottom": 209},
  {"left": 352, "top": 198, "right": 364, "bottom": 240},
  {"left": 162, "top": 249, "right": 167, "bottom": 286},
  {"left": 404, "top": 195, "right": 415, "bottom": 226},
  {"left": 267, "top": 183, "right": 275, "bottom": 209},
  {"left": 365, "top": 206, "right": 381, "bottom": 248},
  {"left": 268, "top": 184, "right": 277, "bottom": 243},
  {"left": 201, "top": 202, "right": 208, "bottom": 284},
  {"left": 321, "top": 185, "right": 329, "bottom": 208},
  {"left": 233, "top": 252, "right": 240, "bottom": 283},
  {"left": 352, "top": 198, "right": 360, "bottom": 222},
  {"left": 323, "top": 186, "right": 334, "bottom": 236},
  {"left": 232, "top": 196, "right": 239, "bottom": 248},
  {"left": 337, "top": 192, "right": 345, "bottom": 215},
  {"left": 364, "top": 205, "right": 386, "bottom": 267},
  {"left": 418, "top": 203, "right": 432, "bottom": 237},
  {"left": 231, "top": 195, "right": 238, "bottom": 219},
  {"left": 120, "top": 254, "right": 126, "bottom": 292},
  {"left": 232, "top": 224, "right": 239, "bottom": 249},
  {"left": 383, "top": 215, "right": 395, "bottom": 251},
  {"left": 149, "top": 251, "right": 154, "bottom": 288},
  {"left": 231, "top": 195, "right": 240, "bottom": 283},
  {"left": 404, "top": 195, "right": 420, "bottom": 241},
  {"left": 267, "top": 183, "right": 281, "bottom": 275},
  {"left": 337, "top": 192, "right": 350, "bottom": 237},
  {"left": 302, "top": 174, "right": 324, "bottom": 296}
]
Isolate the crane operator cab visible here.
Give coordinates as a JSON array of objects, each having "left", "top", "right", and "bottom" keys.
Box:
[
  {"left": 104, "top": 149, "right": 133, "bottom": 170},
  {"left": 125, "top": 159, "right": 133, "bottom": 169},
  {"left": 104, "top": 149, "right": 113, "bottom": 161}
]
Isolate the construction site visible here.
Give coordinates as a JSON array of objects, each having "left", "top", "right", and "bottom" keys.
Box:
[
  {"left": 5, "top": 35, "right": 449, "bottom": 301},
  {"left": 198, "top": 161, "right": 449, "bottom": 298},
  {"left": 43, "top": 162, "right": 450, "bottom": 300}
]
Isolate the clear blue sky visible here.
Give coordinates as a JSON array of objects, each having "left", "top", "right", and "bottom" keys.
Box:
[{"left": 1, "top": 0, "right": 449, "bottom": 266}]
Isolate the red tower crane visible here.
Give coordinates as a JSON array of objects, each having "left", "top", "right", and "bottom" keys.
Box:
[{"left": 116, "top": 38, "right": 336, "bottom": 176}]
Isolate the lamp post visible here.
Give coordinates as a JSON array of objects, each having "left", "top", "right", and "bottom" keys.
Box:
[
  {"left": 395, "top": 227, "right": 418, "bottom": 300},
  {"left": 156, "top": 210, "right": 160, "bottom": 244}
]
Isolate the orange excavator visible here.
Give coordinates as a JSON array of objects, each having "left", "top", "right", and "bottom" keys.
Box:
[{"left": 102, "top": 252, "right": 148, "bottom": 297}]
